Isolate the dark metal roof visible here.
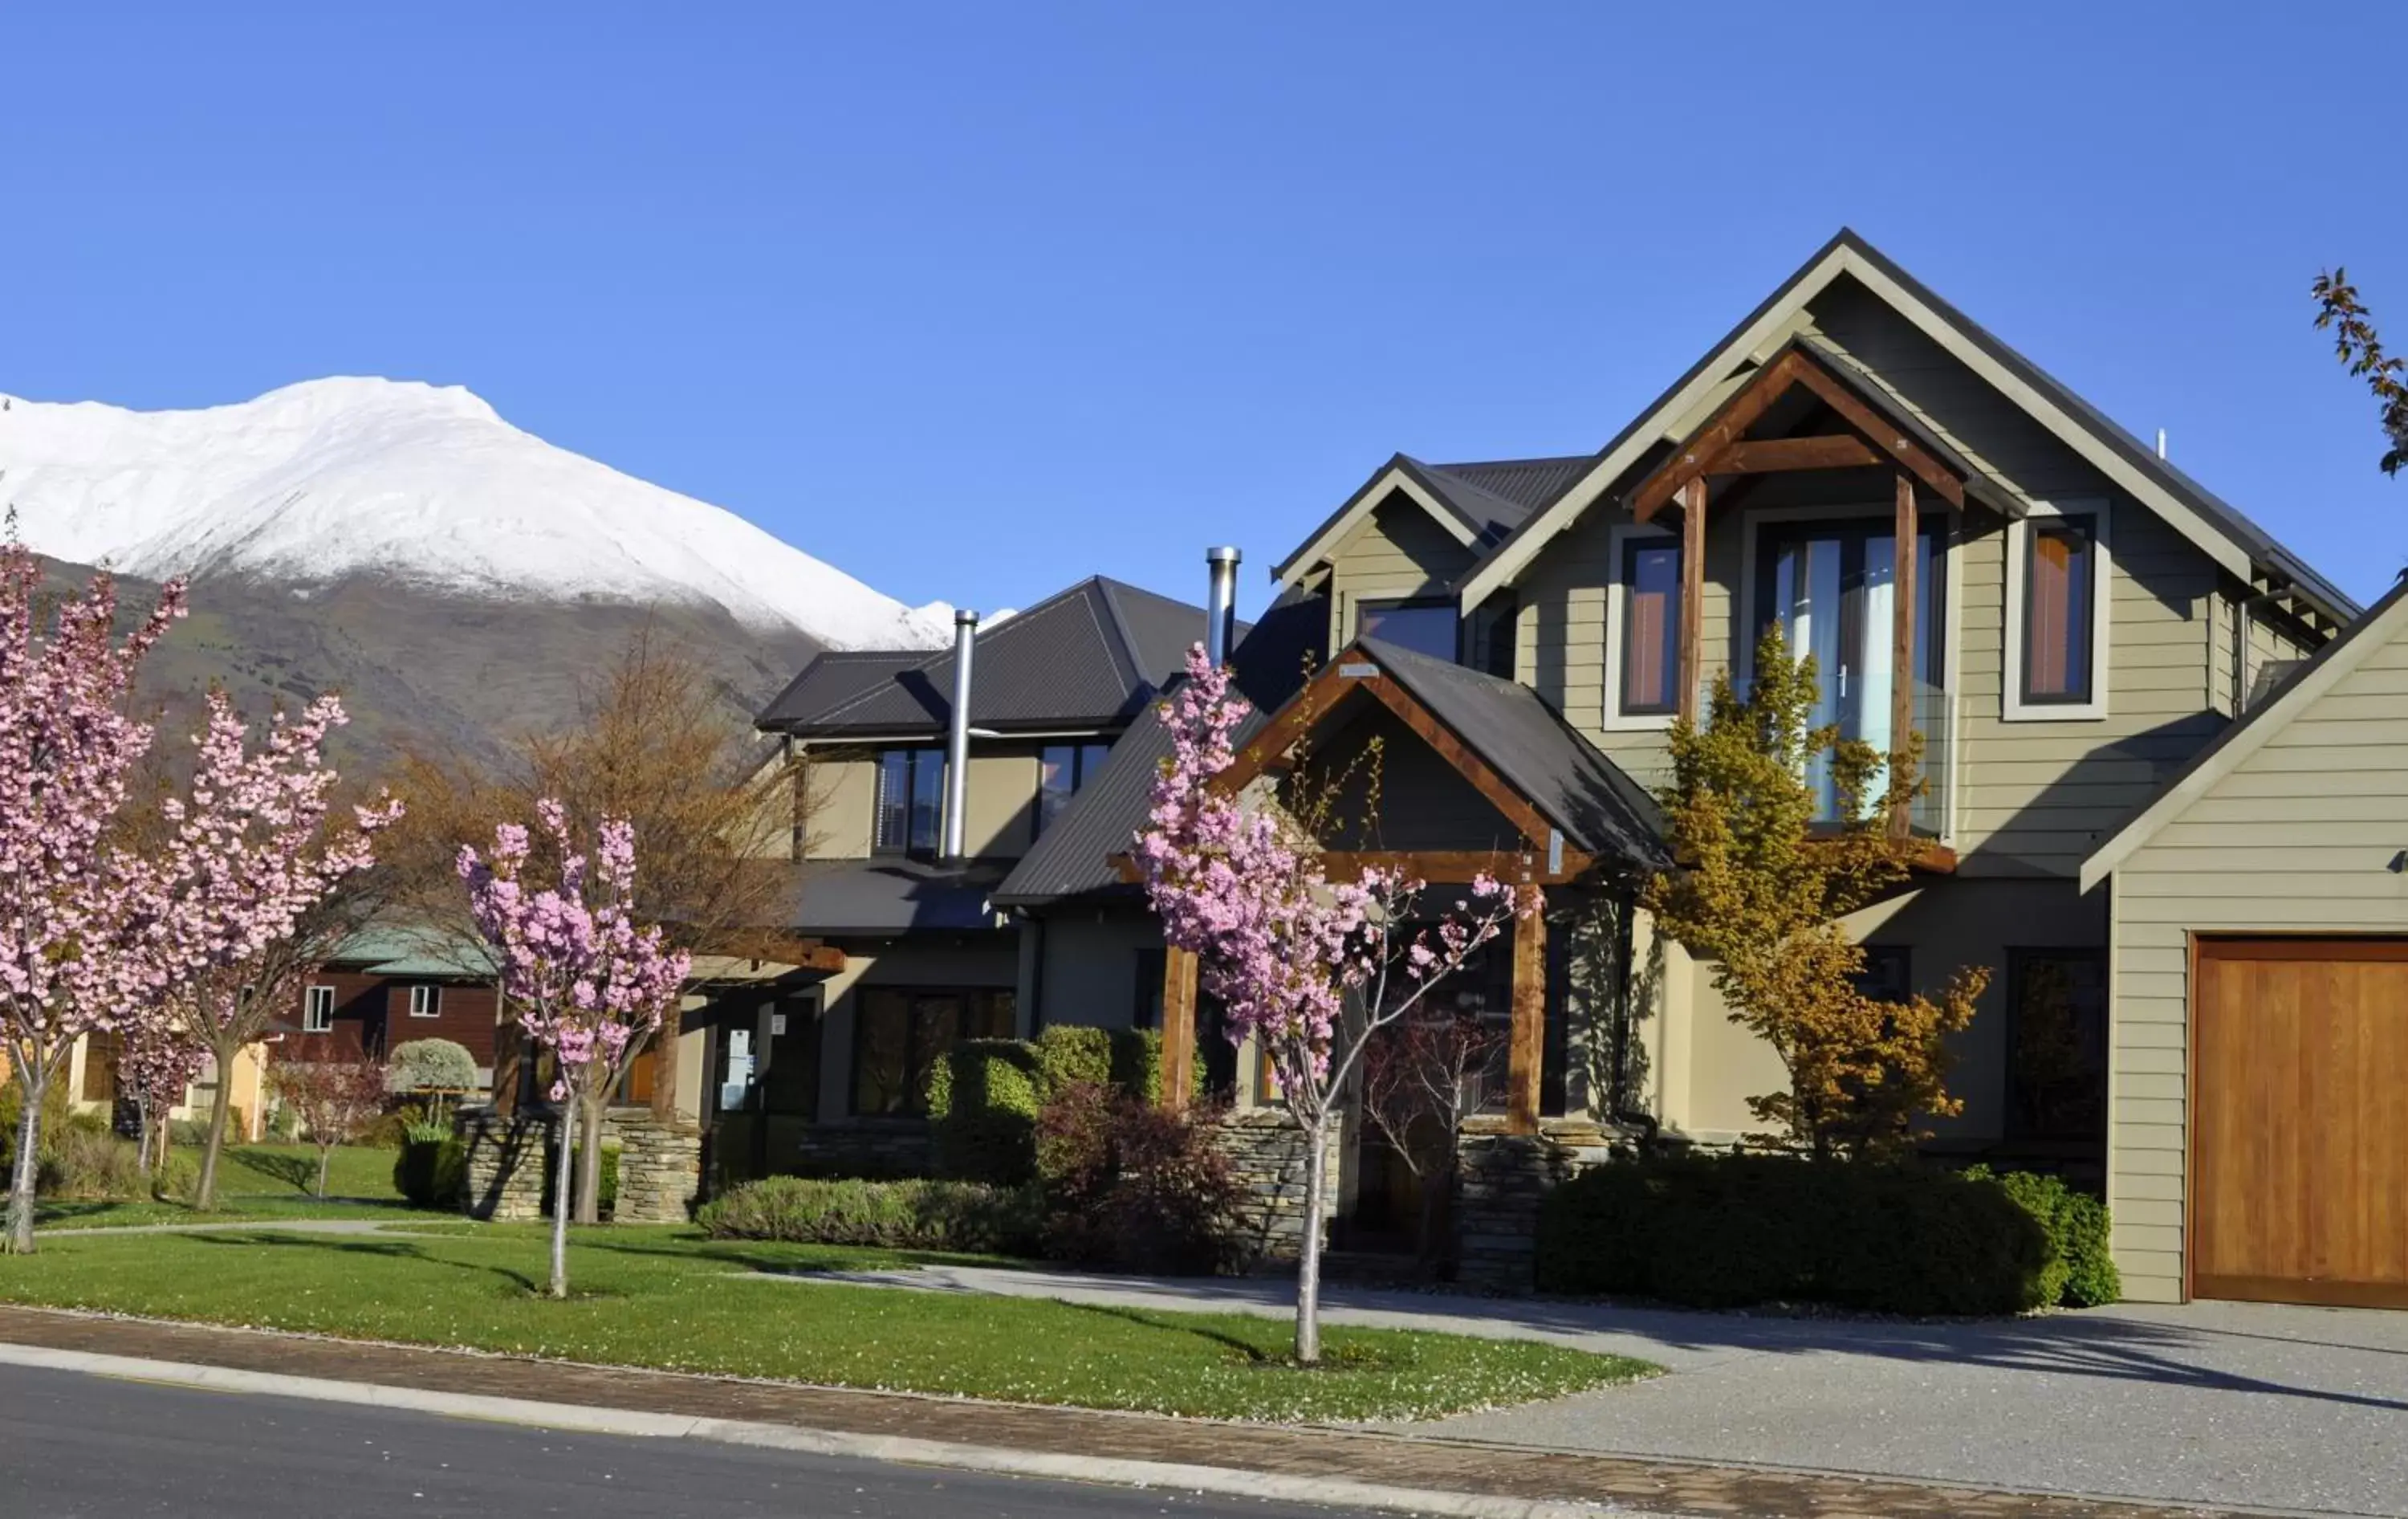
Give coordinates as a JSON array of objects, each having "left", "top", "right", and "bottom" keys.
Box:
[
  {"left": 1352, "top": 637, "right": 1669, "bottom": 871},
  {"left": 758, "top": 576, "right": 1224, "bottom": 738},
  {"left": 1423, "top": 455, "right": 1593, "bottom": 514},
  {"left": 785, "top": 857, "right": 1009, "bottom": 935},
  {"left": 994, "top": 591, "right": 1328, "bottom": 906}
]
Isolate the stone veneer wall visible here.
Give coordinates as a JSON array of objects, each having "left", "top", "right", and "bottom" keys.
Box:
[
  {"left": 788, "top": 1121, "right": 936, "bottom": 1179},
  {"left": 1214, "top": 1110, "right": 1340, "bottom": 1269},
  {"left": 1453, "top": 1119, "right": 1620, "bottom": 1293},
  {"left": 458, "top": 1106, "right": 552, "bottom": 1222},
  {"left": 611, "top": 1115, "right": 703, "bottom": 1223}
]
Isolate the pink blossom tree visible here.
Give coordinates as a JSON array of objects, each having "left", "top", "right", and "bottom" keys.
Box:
[
  {"left": 0, "top": 546, "right": 189, "bottom": 1253},
  {"left": 1133, "top": 646, "right": 1530, "bottom": 1363},
  {"left": 116, "top": 1016, "right": 206, "bottom": 1172},
  {"left": 458, "top": 800, "right": 688, "bottom": 1297},
  {"left": 156, "top": 691, "right": 402, "bottom": 1210}
]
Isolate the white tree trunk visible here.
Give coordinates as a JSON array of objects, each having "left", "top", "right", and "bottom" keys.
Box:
[
  {"left": 1293, "top": 1110, "right": 1330, "bottom": 1366},
  {"left": 548, "top": 1100, "right": 575, "bottom": 1298},
  {"left": 5, "top": 1055, "right": 45, "bottom": 1254}
]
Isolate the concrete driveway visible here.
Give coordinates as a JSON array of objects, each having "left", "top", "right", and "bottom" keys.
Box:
[{"left": 804, "top": 1265, "right": 2408, "bottom": 1517}]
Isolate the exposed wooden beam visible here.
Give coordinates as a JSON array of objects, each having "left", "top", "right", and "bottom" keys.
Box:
[
  {"left": 1678, "top": 478, "right": 1706, "bottom": 726},
  {"left": 1890, "top": 471, "right": 1918, "bottom": 842},
  {"left": 1158, "top": 947, "right": 1198, "bottom": 1113},
  {"left": 1506, "top": 893, "right": 1545, "bottom": 1136},
  {"left": 1351, "top": 674, "right": 1556, "bottom": 849},
  {"left": 1707, "top": 434, "right": 1883, "bottom": 474},
  {"left": 1629, "top": 348, "right": 1816, "bottom": 521},
  {"left": 1784, "top": 362, "right": 1965, "bottom": 508}
]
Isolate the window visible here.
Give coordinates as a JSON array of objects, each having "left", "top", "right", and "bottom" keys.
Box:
[
  {"left": 1852, "top": 945, "right": 1913, "bottom": 1001},
  {"left": 851, "top": 988, "right": 1015, "bottom": 1115},
  {"left": 873, "top": 747, "right": 946, "bottom": 854},
  {"left": 2007, "top": 949, "right": 2108, "bottom": 1142},
  {"left": 2024, "top": 520, "right": 2096, "bottom": 704},
  {"left": 1133, "top": 947, "right": 1165, "bottom": 1031},
  {"left": 1357, "top": 598, "right": 1458, "bottom": 662},
  {"left": 1619, "top": 540, "right": 1683, "bottom": 717},
  {"left": 303, "top": 984, "right": 335, "bottom": 1034},
  {"left": 409, "top": 984, "right": 441, "bottom": 1019},
  {"left": 1035, "top": 742, "right": 1111, "bottom": 838}
]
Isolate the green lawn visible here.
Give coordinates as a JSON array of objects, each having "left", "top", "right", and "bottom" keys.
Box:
[
  {"left": 35, "top": 1144, "right": 446, "bottom": 1230},
  {"left": 0, "top": 1226, "right": 1653, "bottom": 1421}
]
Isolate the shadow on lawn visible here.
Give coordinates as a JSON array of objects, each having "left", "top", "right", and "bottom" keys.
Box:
[
  {"left": 226, "top": 1150, "right": 319, "bottom": 1193},
  {"left": 185, "top": 1231, "right": 540, "bottom": 1295}
]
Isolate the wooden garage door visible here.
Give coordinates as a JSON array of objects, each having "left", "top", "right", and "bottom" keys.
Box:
[{"left": 2194, "top": 939, "right": 2408, "bottom": 1308}]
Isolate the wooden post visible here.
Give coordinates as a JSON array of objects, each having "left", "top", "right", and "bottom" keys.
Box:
[
  {"left": 649, "top": 1006, "right": 681, "bottom": 1121},
  {"left": 1506, "top": 888, "right": 1545, "bottom": 1136},
  {"left": 491, "top": 992, "right": 520, "bottom": 1117},
  {"left": 1677, "top": 477, "right": 1706, "bottom": 726},
  {"left": 1890, "top": 472, "right": 1918, "bottom": 840},
  {"left": 1159, "top": 947, "right": 1198, "bottom": 1111}
]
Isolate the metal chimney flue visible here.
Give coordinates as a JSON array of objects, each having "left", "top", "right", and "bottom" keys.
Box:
[
  {"left": 942, "top": 609, "right": 978, "bottom": 861},
  {"left": 1205, "top": 546, "right": 1241, "bottom": 667}
]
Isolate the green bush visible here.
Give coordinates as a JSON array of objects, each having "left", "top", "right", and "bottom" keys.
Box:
[
  {"left": 1032, "top": 1081, "right": 1242, "bottom": 1276},
  {"left": 1968, "top": 1167, "right": 2121, "bottom": 1307},
  {"left": 45, "top": 1125, "right": 147, "bottom": 1200},
  {"left": 926, "top": 1040, "right": 1045, "bottom": 1186},
  {"left": 539, "top": 1138, "right": 620, "bottom": 1217},
  {"left": 394, "top": 1136, "right": 468, "bottom": 1209},
  {"left": 1035, "top": 1026, "right": 1113, "bottom": 1093},
  {"left": 0, "top": 1074, "right": 74, "bottom": 1175},
  {"left": 1536, "top": 1154, "right": 2061, "bottom": 1316},
  {"left": 386, "top": 1039, "right": 479, "bottom": 1096},
  {"left": 695, "top": 1175, "right": 1039, "bottom": 1254}
]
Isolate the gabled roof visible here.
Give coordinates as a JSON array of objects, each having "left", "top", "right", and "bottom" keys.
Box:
[
  {"left": 757, "top": 576, "right": 1223, "bottom": 738},
  {"left": 787, "top": 857, "right": 1010, "bottom": 935},
  {"left": 2081, "top": 574, "right": 2408, "bottom": 891},
  {"left": 1454, "top": 230, "right": 2357, "bottom": 627},
  {"left": 993, "top": 591, "right": 1328, "bottom": 906},
  {"left": 1271, "top": 452, "right": 1592, "bottom": 587}
]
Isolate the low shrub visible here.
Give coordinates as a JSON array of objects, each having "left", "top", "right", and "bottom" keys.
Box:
[
  {"left": 539, "top": 1139, "right": 619, "bottom": 1217},
  {"left": 695, "top": 1175, "right": 1039, "bottom": 1253},
  {"left": 394, "top": 1135, "right": 468, "bottom": 1209},
  {"left": 1968, "top": 1167, "right": 2121, "bottom": 1308},
  {"left": 387, "top": 1039, "right": 480, "bottom": 1097},
  {"left": 0, "top": 1075, "right": 74, "bottom": 1174},
  {"left": 926, "top": 1040, "right": 1044, "bottom": 1186},
  {"left": 1035, "top": 1025, "right": 1113, "bottom": 1093},
  {"left": 45, "top": 1125, "right": 148, "bottom": 1200},
  {"left": 1536, "top": 1154, "right": 2061, "bottom": 1316},
  {"left": 1033, "top": 1080, "right": 1242, "bottom": 1276}
]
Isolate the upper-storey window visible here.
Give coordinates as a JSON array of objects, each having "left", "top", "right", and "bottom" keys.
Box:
[
  {"left": 873, "top": 747, "right": 945, "bottom": 854},
  {"left": 1035, "top": 742, "right": 1110, "bottom": 837},
  {"left": 1618, "top": 539, "right": 1683, "bottom": 718},
  {"left": 2004, "top": 505, "right": 2110, "bottom": 721},
  {"left": 1357, "top": 597, "right": 1458, "bottom": 662}
]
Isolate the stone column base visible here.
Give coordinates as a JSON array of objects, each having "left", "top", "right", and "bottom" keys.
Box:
[
  {"left": 1453, "top": 1122, "right": 1619, "bottom": 1294},
  {"left": 612, "top": 1115, "right": 703, "bottom": 1223},
  {"left": 1213, "top": 1110, "right": 1340, "bottom": 1270},
  {"left": 458, "top": 1106, "right": 553, "bottom": 1222}
]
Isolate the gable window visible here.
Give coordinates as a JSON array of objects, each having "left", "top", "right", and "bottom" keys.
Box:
[
  {"left": 2004, "top": 506, "right": 2111, "bottom": 721},
  {"left": 2006, "top": 949, "right": 2108, "bottom": 1143},
  {"left": 1618, "top": 540, "right": 1683, "bottom": 717},
  {"left": 1035, "top": 742, "right": 1111, "bottom": 838},
  {"left": 409, "top": 984, "right": 441, "bottom": 1019},
  {"left": 303, "top": 984, "right": 335, "bottom": 1034},
  {"left": 1357, "top": 598, "right": 1458, "bottom": 662},
  {"left": 873, "top": 747, "right": 945, "bottom": 855}
]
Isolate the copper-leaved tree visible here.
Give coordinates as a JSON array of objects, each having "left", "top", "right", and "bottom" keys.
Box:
[
  {"left": 2312, "top": 267, "right": 2408, "bottom": 476},
  {"left": 1644, "top": 626, "right": 1986, "bottom": 1160}
]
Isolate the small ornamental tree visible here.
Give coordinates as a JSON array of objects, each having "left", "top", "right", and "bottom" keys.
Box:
[
  {"left": 387, "top": 1037, "right": 480, "bottom": 1126},
  {"left": 0, "top": 547, "right": 189, "bottom": 1253},
  {"left": 1645, "top": 626, "right": 1987, "bottom": 1159},
  {"left": 2312, "top": 267, "right": 2408, "bottom": 476},
  {"left": 1359, "top": 1008, "right": 1508, "bottom": 1273},
  {"left": 117, "top": 1016, "right": 207, "bottom": 1172},
  {"left": 1134, "top": 645, "right": 1524, "bottom": 1364},
  {"left": 156, "top": 692, "right": 402, "bottom": 1210},
  {"left": 270, "top": 1057, "right": 388, "bottom": 1197},
  {"left": 458, "top": 800, "right": 688, "bottom": 1297}
]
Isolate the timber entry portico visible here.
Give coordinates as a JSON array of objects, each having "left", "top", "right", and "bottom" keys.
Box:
[
  {"left": 1626, "top": 339, "right": 2001, "bottom": 847},
  {"left": 1154, "top": 638, "right": 1666, "bottom": 1134}
]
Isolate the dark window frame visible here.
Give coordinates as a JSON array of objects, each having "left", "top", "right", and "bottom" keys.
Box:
[
  {"left": 1617, "top": 537, "right": 1684, "bottom": 717},
  {"left": 848, "top": 986, "right": 1016, "bottom": 1118},
  {"left": 872, "top": 747, "right": 946, "bottom": 857},
  {"left": 1035, "top": 740, "right": 1113, "bottom": 841},
  {"left": 2003, "top": 946, "right": 2109, "bottom": 1143},
  {"left": 1356, "top": 597, "right": 1461, "bottom": 663},
  {"left": 2020, "top": 515, "right": 2099, "bottom": 707}
]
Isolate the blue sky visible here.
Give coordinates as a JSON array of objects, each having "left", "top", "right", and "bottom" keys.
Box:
[{"left": 2, "top": 3, "right": 2403, "bottom": 619}]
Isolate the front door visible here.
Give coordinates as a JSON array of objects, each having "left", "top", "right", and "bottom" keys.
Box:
[{"left": 1755, "top": 519, "right": 1945, "bottom": 823}]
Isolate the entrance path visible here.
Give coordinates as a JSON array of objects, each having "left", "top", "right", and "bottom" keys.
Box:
[{"left": 798, "top": 1264, "right": 2408, "bottom": 1517}]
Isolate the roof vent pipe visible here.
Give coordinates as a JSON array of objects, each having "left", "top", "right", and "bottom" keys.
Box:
[
  {"left": 1205, "top": 546, "right": 1242, "bottom": 668},
  {"left": 942, "top": 609, "right": 978, "bottom": 861}
]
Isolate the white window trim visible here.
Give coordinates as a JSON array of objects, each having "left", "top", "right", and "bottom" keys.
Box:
[
  {"left": 409, "top": 984, "right": 441, "bottom": 1019},
  {"left": 1601, "top": 523, "right": 1679, "bottom": 731},
  {"left": 303, "top": 984, "right": 335, "bottom": 1034},
  {"left": 2002, "top": 498, "right": 2113, "bottom": 723}
]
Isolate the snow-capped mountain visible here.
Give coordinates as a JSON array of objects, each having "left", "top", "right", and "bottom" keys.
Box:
[{"left": 0, "top": 377, "right": 951, "bottom": 651}]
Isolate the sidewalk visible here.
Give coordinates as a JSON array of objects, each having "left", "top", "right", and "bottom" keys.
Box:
[{"left": 0, "top": 1305, "right": 2243, "bottom": 1519}]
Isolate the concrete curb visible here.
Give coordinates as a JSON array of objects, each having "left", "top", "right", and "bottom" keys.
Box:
[{"left": 0, "top": 1340, "right": 1672, "bottom": 1519}]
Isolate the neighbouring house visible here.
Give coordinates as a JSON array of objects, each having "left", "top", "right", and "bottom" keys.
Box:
[
  {"left": 64, "top": 1033, "right": 272, "bottom": 1143},
  {"left": 287, "top": 926, "right": 504, "bottom": 1081}
]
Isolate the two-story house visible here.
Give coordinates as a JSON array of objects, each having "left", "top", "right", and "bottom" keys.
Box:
[{"left": 1000, "top": 230, "right": 2367, "bottom": 1305}]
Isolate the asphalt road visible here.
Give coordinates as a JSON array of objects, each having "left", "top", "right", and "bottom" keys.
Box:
[{"left": 0, "top": 1362, "right": 1385, "bottom": 1519}]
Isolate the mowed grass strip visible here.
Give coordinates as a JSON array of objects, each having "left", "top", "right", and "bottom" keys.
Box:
[
  {"left": 0, "top": 1228, "right": 1654, "bottom": 1421},
  {"left": 35, "top": 1145, "right": 445, "bottom": 1231}
]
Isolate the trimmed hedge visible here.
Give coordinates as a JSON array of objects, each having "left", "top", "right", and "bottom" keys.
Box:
[
  {"left": 695, "top": 1175, "right": 1039, "bottom": 1254},
  {"left": 394, "top": 1135, "right": 467, "bottom": 1209},
  {"left": 929, "top": 1028, "right": 1188, "bottom": 1187},
  {"left": 1971, "top": 1166, "right": 2121, "bottom": 1307},
  {"left": 1536, "top": 1154, "right": 2079, "bottom": 1316}
]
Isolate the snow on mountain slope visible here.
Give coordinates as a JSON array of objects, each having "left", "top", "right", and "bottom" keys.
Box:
[{"left": 0, "top": 377, "right": 952, "bottom": 650}]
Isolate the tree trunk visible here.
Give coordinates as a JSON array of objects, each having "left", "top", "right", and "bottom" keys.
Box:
[
  {"left": 1294, "top": 1113, "right": 1329, "bottom": 1366},
  {"left": 315, "top": 1142, "right": 332, "bottom": 1199},
  {"left": 193, "top": 1039, "right": 240, "bottom": 1211},
  {"left": 4, "top": 1055, "right": 46, "bottom": 1254},
  {"left": 547, "top": 1101, "right": 573, "bottom": 1298},
  {"left": 136, "top": 1097, "right": 153, "bottom": 1174},
  {"left": 574, "top": 1090, "right": 605, "bottom": 1224}
]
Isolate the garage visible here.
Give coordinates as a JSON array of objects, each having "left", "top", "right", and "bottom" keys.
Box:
[{"left": 2191, "top": 938, "right": 2408, "bottom": 1308}]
